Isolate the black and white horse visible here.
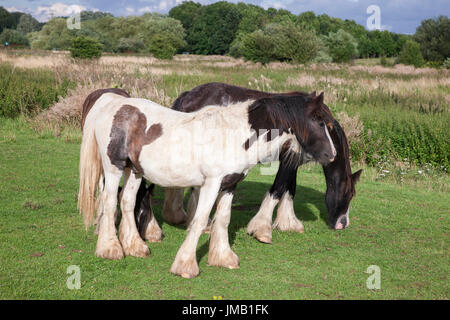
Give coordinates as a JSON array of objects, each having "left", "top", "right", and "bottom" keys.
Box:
[
  {"left": 78, "top": 88, "right": 336, "bottom": 278},
  {"left": 157, "top": 83, "right": 361, "bottom": 243}
]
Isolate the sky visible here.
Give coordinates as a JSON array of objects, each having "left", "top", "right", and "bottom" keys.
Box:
[{"left": 2, "top": 0, "right": 449, "bottom": 34}]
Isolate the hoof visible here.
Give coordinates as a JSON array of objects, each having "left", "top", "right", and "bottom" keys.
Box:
[
  {"left": 144, "top": 224, "right": 163, "bottom": 243},
  {"left": 208, "top": 249, "right": 240, "bottom": 269},
  {"left": 273, "top": 217, "right": 305, "bottom": 233},
  {"left": 96, "top": 240, "right": 124, "bottom": 260},
  {"left": 248, "top": 220, "right": 273, "bottom": 244},
  {"left": 121, "top": 237, "right": 150, "bottom": 258},
  {"left": 170, "top": 256, "right": 199, "bottom": 279},
  {"left": 255, "top": 234, "right": 272, "bottom": 244}
]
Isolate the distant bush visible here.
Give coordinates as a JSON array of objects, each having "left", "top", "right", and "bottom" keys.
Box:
[
  {"left": 0, "top": 28, "right": 29, "bottom": 46},
  {"left": 0, "top": 64, "right": 72, "bottom": 118},
  {"left": 397, "top": 40, "right": 424, "bottom": 67},
  {"left": 322, "top": 29, "right": 358, "bottom": 63},
  {"left": 147, "top": 34, "right": 177, "bottom": 59},
  {"left": 70, "top": 36, "right": 103, "bottom": 59},
  {"left": 240, "top": 30, "right": 275, "bottom": 64},
  {"left": 239, "top": 21, "right": 322, "bottom": 64}
]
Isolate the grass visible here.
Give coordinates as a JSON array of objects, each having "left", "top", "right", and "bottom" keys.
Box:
[{"left": 0, "top": 117, "right": 448, "bottom": 299}]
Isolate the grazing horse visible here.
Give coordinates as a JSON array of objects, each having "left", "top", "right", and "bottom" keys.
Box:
[
  {"left": 78, "top": 89, "right": 336, "bottom": 278},
  {"left": 145, "top": 83, "right": 361, "bottom": 244}
]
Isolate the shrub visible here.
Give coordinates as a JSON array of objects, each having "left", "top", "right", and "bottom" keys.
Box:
[
  {"left": 267, "top": 22, "right": 321, "bottom": 64},
  {"left": 70, "top": 36, "right": 103, "bottom": 59},
  {"left": 147, "top": 34, "right": 177, "bottom": 59},
  {"left": 240, "top": 30, "right": 276, "bottom": 64},
  {"left": 397, "top": 40, "right": 425, "bottom": 67},
  {"left": 240, "top": 22, "right": 322, "bottom": 64},
  {"left": 0, "top": 28, "right": 29, "bottom": 46},
  {"left": 322, "top": 29, "right": 358, "bottom": 63}
]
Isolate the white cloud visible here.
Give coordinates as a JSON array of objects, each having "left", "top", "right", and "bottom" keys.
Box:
[{"left": 22, "top": 3, "right": 90, "bottom": 22}]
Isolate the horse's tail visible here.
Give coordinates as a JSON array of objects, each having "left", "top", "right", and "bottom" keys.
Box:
[{"left": 78, "top": 123, "right": 102, "bottom": 230}]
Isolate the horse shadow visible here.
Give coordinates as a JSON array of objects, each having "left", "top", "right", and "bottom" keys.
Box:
[{"left": 150, "top": 179, "right": 328, "bottom": 262}]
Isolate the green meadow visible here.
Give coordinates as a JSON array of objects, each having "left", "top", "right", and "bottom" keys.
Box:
[{"left": 0, "top": 51, "right": 448, "bottom": 299}]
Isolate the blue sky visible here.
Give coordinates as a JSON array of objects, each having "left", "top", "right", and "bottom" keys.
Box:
[{"left": 2, "top": 0, "right": 449, "bottom": 34}]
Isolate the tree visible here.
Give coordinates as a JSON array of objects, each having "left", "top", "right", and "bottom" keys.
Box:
[
  {"left": 0, "top": 6, "right": 15, "bottom": 32},
  {"left": 138, "top": 14, "right": 186, "bottom": 56},
  {"left": 397, "top": 40, "right": 424, "bottom": 67},
  {"left": 0, "top": 28, "right": 29, "bottom": 46},
  {"left": 70, "top": 36, "right": 103, "bottom": 59},
  {"left": 16, "top": 14, "right": 41, "bottom": 35},
  {"left": 187, "top": 1, "right": 242, "bottom": 54},
  {"left": 239, "top": 21, "right": 322, "bottom": 64},
  {"left": 240, "top": 30, "right": 275, "bottom": 64},
  {"left": 265, "top": 22, "right": 321, "bottom": 63},
  {"left": 414, "top": 16, "right": 450, "bottom": 62},
  {"left": 323, "top": 29, "right": 358, "bottom": 62},
  {"left": 30, "top": 18, "right": 75, "bottom": 50}
]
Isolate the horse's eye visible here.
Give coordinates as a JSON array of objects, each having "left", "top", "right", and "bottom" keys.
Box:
[{"left": 319, "top": 122, "right": 325, "bottom": 127}]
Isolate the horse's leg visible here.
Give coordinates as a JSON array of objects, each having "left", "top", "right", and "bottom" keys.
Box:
[
  {"left": 186, "top": 187, "right": 212, "bottom": 234},
  {"left": 162, "top": 188, "right": 187, "bottom": 225},
  {"left": 272, "top": 166, "right": 304, "bottom": 233},
  {"left": 170, "top": 178, "right": 221, "bottom": 278},
  {"left": 208, "top": 191, "right": 239, "bottom": 269},
  {"left": 118, "top": 168, "right": 150, "bottom": 257},
  {"left": 96, "top": 169, "right": 124, "bottom": 260},
  {"left": 247, "top": 159, "right": 298, "bottom": 243},
  {"left": 247, "top": 192, "right": 279, "bottom": 244}
]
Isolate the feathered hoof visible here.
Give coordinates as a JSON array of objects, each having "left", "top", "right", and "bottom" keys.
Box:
[
  {"left": 144, "top": 223, "right": 163, "bottom": 243},
  {"left": 273, "top": 218, "right": 305, "bottom": 233},
  {"left": 121, "top": 237, "right": 150, "bottom": 258},
  {"left": 208, "top": 248, "right": 240, "bottom": 270},
  {"left": 247, "top": 219, "right": 273, "bottom": 244},
  {"left": 170, "top": 255, "right": 199, "bottom": 279},
  {"left": 96, "top": 239, "right": 124, "bottom": 260}
]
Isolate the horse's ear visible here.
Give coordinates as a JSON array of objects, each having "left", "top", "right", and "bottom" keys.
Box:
[
  {"left": 352, "top": 169, "right": 362, "bottom": 184},
  {"left": 310, "top": 91, "right": 317, "bottom": 97},
  {"left": 314, "top": 92, "right": 324, "bottom": 105},
  {"left": 306, "top": 92, "right": 324, "bottom": 114}
]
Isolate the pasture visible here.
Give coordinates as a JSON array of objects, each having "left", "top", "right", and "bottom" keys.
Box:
[{"left": 0, "top": 50, "right": 448, "bottom": 299}]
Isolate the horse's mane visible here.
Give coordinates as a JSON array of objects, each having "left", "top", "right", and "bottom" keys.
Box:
[
  {"left": 324, "top": 119, "right": 354, "bottom": 192},
  {"left": 248, "top": 95, "right": 333, "bottom": 144}
]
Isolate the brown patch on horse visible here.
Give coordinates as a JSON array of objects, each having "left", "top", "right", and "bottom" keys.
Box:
[
  {"left": 81, "top": 88, "right": 130, "bottom": 130},
  {"left": 107, "top": 104, "right": 162, "bottom": 174}
]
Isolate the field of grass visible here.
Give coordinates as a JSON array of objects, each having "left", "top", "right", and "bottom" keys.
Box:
[{"left": 0, "top": 51, "right": 448, "bottom": 299}]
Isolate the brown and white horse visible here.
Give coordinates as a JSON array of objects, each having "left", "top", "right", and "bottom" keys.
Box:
[
  {"left": 78, "top": 88, "right": 336, "bottom": 278},
  {"left": 160, "top": 83, "right": 362, "bottom": 242}
]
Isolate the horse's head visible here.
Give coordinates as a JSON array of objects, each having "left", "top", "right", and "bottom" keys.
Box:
[
  {"left": 299, "top": 92, "right": 336, "bottom": 166},
  {"left": 322, "top": 119, "right": 362, "bottom": 230}
]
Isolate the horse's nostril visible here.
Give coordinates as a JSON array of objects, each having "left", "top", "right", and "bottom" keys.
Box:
[{"left": 333, "top": 149, "right": 337, "bottom": 156}]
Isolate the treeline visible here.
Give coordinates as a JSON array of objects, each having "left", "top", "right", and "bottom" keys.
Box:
[{"left": 0, "top": 2, "right": 448, "bottom": 65}]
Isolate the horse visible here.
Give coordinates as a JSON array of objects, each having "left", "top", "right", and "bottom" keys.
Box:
[
  {"left": 142, "top": 83, "right": 362, "bottom": 244},
  {"left": 78, "top": 88, "right": 336, "bottom": 278}
]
